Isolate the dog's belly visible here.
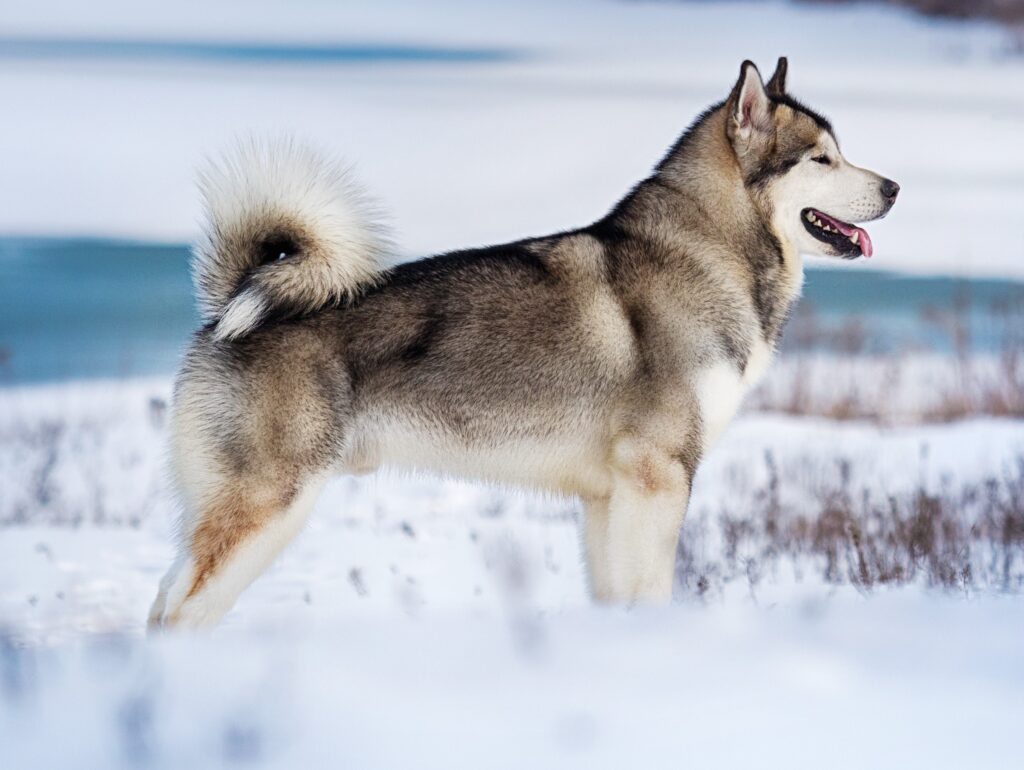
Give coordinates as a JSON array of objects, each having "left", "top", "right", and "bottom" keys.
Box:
[{"left": 344, "top": 412, "right": 613, "bottom": 498}]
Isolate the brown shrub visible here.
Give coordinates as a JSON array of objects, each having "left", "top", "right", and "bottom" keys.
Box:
[{"left": 676, "top": 451, "right": 1024, "bottom": 597}]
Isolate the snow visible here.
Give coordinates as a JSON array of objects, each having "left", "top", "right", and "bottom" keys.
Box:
[
  {"left": 2, "top": 377, "right": 1023, "bottom": 767},
  {"left": 2, "top": 594, "right": 1023, "bottom": 769},
  {"left": 3, "top": 377, "right": 1022, "bottom": 640},
  {"left": 1, "top": 0, "right": 1024, "bottom": 277}
]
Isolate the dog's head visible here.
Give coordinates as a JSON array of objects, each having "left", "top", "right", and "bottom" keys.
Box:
[{"left": 726, "top": 58, "right": 898, "bottom": 259}]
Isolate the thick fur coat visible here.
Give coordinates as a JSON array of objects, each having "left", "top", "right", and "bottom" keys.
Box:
[{"left": 149, "top": 58, "right": 898, "bottom": 629}]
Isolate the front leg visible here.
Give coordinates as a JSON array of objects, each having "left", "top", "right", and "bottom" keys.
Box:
[
  {"left": 604, "top": 435, "right": 693, "bottom": 604},
  {"left": 582, "top": 495, "right": 614, "bottom": 602}
]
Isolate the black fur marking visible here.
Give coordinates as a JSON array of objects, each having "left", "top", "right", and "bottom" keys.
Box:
[
  {"left": 766, "top": 56, "right": 787, "bottom": 96},
  {"left": 257, "top": 233, "right": 302, "bottom": 265},
  {"left": 746, "top": 224, "right": 788, "bottom": 340},
  {"left": 372, "top": 241, "right": 553, "bottom": 292},
  {"left": 224, "top": 272, "right": 258, "bottom": 305},
  {"left": 744, "top": 153, "right": 801, "bottom": 189},
  {"left": 623, "top": 303, "right": 656, "bottom": 381},
  {"left": 586, "top": 215, "right": 634, "bottom": 252},
  {"left": 400, "top": 312, "right": 445, "bottom": 364},
  {"left": 717, "top": 330, "right": 748, "bottom": 372},
  {"left": 259, "top": 298, "right": 315, "bottom": 328},
  {"left": 773, "top": 94, "right": 834, "bottom": 140},
  {"left": 346, "top": 357, "right": 367, "bottom": 400}
]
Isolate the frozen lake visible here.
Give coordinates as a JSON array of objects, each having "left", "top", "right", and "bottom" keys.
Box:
[{"left": 1, "top": 236, "right": 1021, "bottom": 384}]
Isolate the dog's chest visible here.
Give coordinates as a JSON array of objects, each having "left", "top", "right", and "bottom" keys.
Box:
[
  {"left": 742, "top": 336, "right": 775, "bottom": 387},
  {"left": 695, "top": 337, "right": 774, "bottom": 450}
]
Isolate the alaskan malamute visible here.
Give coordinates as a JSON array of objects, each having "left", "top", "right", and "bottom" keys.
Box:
[{"left": 149, "top": 57, "right": 899, "bottom": 629}]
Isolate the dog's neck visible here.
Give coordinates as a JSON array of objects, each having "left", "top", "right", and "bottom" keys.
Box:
[
  {"left": 612, "top": 106, "right": 803, "bottom": 343},
  {"left": 655, "top": 106, "right": 782, "bottom": 255}
]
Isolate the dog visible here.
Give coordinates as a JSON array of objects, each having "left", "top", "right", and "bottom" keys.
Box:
[{"left": 148, "top": 57, "right": 898, "bottom": 629}]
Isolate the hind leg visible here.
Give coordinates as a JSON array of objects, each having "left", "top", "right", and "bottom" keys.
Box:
[
  {"left": 149, "top": 475, "right": 325, "bottom": 631},
  {"left": 147, "top": 553, "right": 185, "bottom": 628}
]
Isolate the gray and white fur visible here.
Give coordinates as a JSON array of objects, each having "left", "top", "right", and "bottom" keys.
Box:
[{"left": 149, "top": 58, "right": 899, "bottom": 629}]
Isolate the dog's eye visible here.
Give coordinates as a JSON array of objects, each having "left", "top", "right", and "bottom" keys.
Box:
[{"left": 811, "top": 155, "right": 832, "bottom": 166}]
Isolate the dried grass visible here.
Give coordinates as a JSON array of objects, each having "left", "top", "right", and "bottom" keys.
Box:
[
  {"left": 676, "top": 451, "right": 1024, "bottom": 597},
  {"left": 752, "top": 289, "right": 1024, "bottom": 424}
]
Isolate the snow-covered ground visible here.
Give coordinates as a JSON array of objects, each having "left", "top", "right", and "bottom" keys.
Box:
[
  {"left": 3, "top": 596, "right": 1023, "bottom": 770},
  {"left": 2, "top": 0, "right": 1024, "bottom": 278},
  {"left": 1, "top": 377, "right": 1023, "bottom": 767},
  {"left": 3, "top": 376, "right": 1022, "bottom": 644}
]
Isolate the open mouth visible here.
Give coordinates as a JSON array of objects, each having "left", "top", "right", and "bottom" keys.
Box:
[{"left": 801, "top": 208, "right": 873, "bottom": 259}]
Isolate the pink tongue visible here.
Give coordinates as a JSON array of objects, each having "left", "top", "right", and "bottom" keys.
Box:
[
  {"left": 856, "top": 227, "right": 873, "bottom": 258},
  {"left": 820, "top": 213, "right": 874, "bottom": 258}
]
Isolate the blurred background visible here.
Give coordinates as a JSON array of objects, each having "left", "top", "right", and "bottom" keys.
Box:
[
  {"left": 1, "top": 0, "right": 1022, "bottom": 418},
  {"left": 1, "top": 2, "right": 1023, "bottom": 767}
]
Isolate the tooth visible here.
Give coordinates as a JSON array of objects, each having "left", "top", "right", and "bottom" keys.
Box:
[
  {"left": 806, "top": 212, "right": 815, "bottom": 222},
  {"left": 850, "top": 232, "right": 859, "bottom": 244}
]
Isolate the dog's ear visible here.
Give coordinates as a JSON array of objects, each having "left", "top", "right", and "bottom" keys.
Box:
[
  {"left": 726, "top": 60, "right": 773, "bottom": 148},
  {"left": 766, "top": 56, "right": 788, "bottom": 96}
]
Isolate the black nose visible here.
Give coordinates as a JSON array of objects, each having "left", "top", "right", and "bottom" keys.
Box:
[{"left": 880, "top": 178, "right": 900, "bottom": 200}]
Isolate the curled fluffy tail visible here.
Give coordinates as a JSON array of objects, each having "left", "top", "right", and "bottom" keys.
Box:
[{"left": 193, "top": 138, "right": 389, "bottom": 341}]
